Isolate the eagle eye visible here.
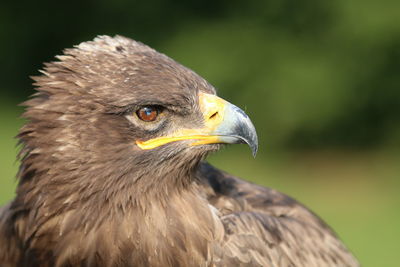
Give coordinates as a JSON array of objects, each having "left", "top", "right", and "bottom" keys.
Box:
[{"left": 136, "top": 106, "right": 160, "bottom": 122}]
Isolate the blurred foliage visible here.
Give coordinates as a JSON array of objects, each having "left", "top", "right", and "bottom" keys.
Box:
[
  {"left": 1, "top": 0, "right": 399, "bottom": 150},
  {"left": 1, "top": 0, "right": 399, "bottom": 266}
]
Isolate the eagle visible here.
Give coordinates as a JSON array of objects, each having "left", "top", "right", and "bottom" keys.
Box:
[{"left": 0, "top": 35, "right": 359, "bottom": 267}]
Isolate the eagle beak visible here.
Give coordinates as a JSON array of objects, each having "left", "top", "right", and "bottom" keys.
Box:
[
  {"left": 136, "top": 92, "right": 258, "bottom": 156},
  {"left": 191, "top": 92, "right": 258, "bottom": 156}
]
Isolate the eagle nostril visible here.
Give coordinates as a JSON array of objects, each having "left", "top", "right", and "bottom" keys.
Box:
[{"left": 209, "top": 112, "right": 218, "bottom": 120}]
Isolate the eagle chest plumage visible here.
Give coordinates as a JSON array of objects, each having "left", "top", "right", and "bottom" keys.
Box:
[{"left": 0, "top": 35, "right": 359, "bottom": 267}]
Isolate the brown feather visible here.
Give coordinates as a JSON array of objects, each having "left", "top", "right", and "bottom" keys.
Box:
[{"left": 197, "top": 163, "right": 359, "bottom": 266}]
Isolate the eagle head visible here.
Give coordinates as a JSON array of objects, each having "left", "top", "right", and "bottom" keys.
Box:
[{"left": 19, "top": 35, "right": 257, "bottom": 205}]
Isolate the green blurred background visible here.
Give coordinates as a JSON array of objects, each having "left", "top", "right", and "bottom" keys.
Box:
[{"left": 1, "top": 0, "right": 399, "bottom": 265}]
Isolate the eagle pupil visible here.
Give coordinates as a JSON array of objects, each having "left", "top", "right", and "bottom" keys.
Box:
[{"left": 137, "top": 106, "right": 158, "bottom": 122}]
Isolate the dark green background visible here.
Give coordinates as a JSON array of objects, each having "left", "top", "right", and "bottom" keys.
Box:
[{"left": 1, "top": 0, "right": 399, "bottom": 266}]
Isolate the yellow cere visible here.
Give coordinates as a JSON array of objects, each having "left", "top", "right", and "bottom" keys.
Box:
[
  {"left": 135, "top": 92, "right": 227, "bottom": 150},
  {"left": 198, "top": 92, "right": 226, "bottom": 132}
]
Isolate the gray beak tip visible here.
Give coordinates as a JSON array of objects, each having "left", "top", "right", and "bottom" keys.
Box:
[
  {"left": 247, "top": 133, "right": 258, "bottom": 158},
  {"left": 252, "top": 146, "right": 258, "bottom": 158}
]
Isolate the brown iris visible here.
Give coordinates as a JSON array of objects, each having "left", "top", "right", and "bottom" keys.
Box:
[{"left": 136, "top": 106, "right": 159, "bottom": 122}]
